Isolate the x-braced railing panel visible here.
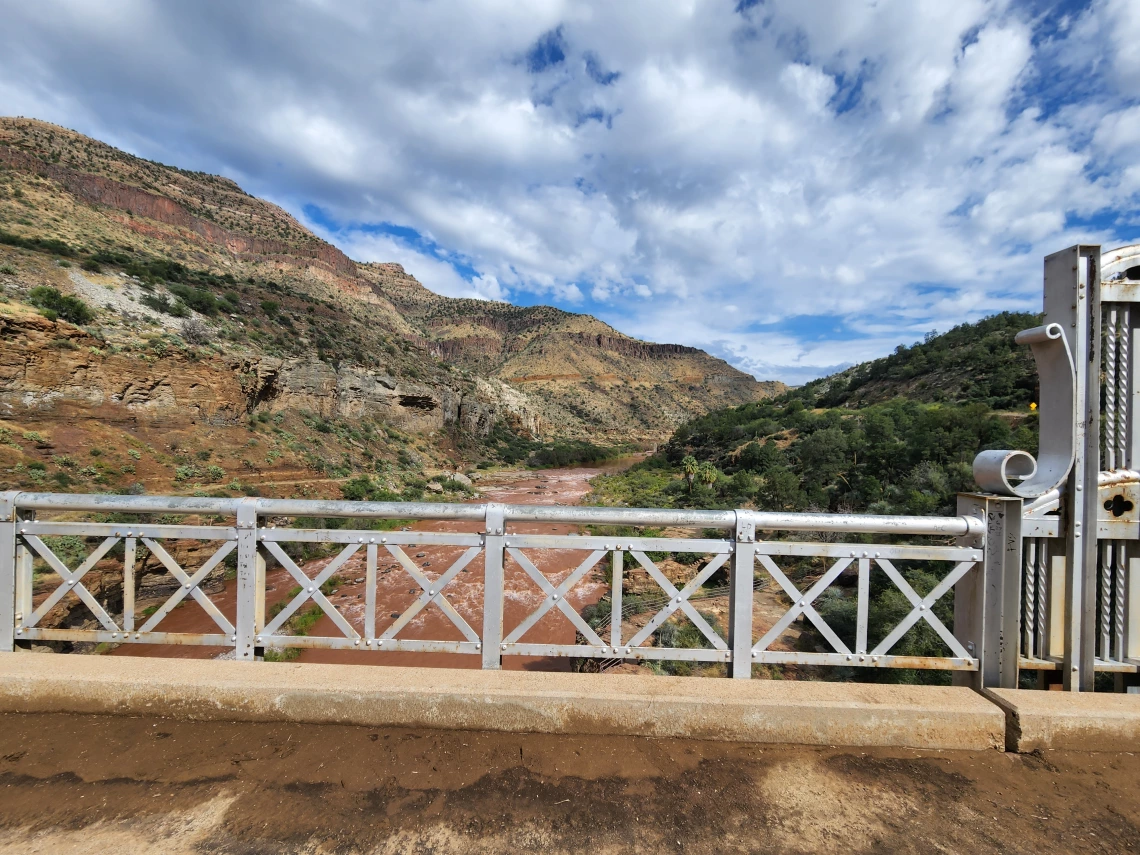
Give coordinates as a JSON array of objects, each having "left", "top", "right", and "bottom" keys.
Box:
[
  {"left": 13, "top": 520, "right": 238, "bottom": 648},
  {"left": 749, "top": 542, "right": 983, "bottom": 671},
  {"left": 256, "top": 528, "right": 485, "bottom": 654},
  {"left": 499, "top": 533, "right": 732, "bottom": 663}
]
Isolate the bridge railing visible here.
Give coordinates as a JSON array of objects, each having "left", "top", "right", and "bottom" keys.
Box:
[{"left": 1, "top": 491, "right": 1001, "bottom": 681}]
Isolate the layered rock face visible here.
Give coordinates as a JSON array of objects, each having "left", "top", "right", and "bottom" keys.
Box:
[
  {"left": 1, "top": 309, "right": 542, "bottom": 437},
  {"left": 234, "top": 357, "right": 543, "bottom": 436}
]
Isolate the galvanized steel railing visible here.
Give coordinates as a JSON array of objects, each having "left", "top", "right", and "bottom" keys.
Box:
[{"left": 1, "top": 491, "right": 994, "bottom": 680}]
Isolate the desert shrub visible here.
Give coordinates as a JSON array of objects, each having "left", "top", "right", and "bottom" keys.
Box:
[
  {"left": 173, "top": 464, "right": 198, "bottom": 482},
  {"left": 27, "top": 286, "right": 94, "bottom": 324},
  {"left": 168, "top": 284, "right": 222, "bottom": 315},
  {"left": 140, "top": 293, "right": 170, "bottom": 313},
  {"left": 181, "top": 317, "right": 212, "bottom": 344},
  {"left": 0, "top": 229, "right": 75, "bottom": 256},
  {"left": 340, "top": 475, "right": 401, "bottom": 502}
]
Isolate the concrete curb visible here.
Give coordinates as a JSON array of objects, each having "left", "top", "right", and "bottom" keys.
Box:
[
  {"left": 984, "top": 688, "right": 1140, "bottom": 752},
  {"left": 0, "top": 653, "right": 1005, "bottom": 750}
]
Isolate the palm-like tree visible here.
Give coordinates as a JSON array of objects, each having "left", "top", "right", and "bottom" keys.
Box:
[
  {"left": 697, "top": 462, "right": 718, "bottom": 488},
  {"left": 681, "top": 455, "right": 699, "bottom": 493}
]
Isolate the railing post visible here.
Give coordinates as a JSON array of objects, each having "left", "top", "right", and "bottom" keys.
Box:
[
  {"left": 1041, "top": 245, "right": 1101, "bottom": 690},
  {"left": 0, "top": 491, "right": 18, "bottom": 653},
  {"left": 235, "top": 498, "right": 259, "bottom": 661},
  {"left": 482, "top": 503, "right": 505, "bottom": 670},
  {"left": 610, "top": 549, "right": 623, "bottom": 652},
  {"left": 729, "top": 510, "right": 755, "bottom": 679},
  {"left": 955, "top": 494, "right": 1022, "bottom": 690},
  {"left": 13, "top": 506, "right": 32, "bottom": 647}
]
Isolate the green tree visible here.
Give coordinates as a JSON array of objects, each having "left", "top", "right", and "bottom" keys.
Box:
[
  {"left": 759, "top": 467, "right": 804, "bottom": 511},
  {"left": 681, "top": 455, "right": 699, "bottom": 493},
  {"left": 797, "top": 426, "right": 848, "bottom": 483}
]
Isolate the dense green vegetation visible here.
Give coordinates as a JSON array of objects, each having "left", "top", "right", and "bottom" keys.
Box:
[
  {"left": 806, "top": 311, "right": 1039, "bottom": 409},
  {"left": 0, "top": 228, "right": 76, "bottom": 257},
  {"left": 592, "top": 311, "right": 1040, "bottom": 518},
  {"left": 484, "top": 424, "right": 635, "bottom": 468},
  {"left": 591, "top": 398, "right": 1035, "bottom": 518}
]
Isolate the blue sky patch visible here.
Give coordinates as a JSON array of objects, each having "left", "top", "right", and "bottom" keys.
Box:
[{"left": 526, "top": 26, "right": 566, "bottom": 74}]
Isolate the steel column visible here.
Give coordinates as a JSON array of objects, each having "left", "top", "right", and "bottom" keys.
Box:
[
  {"left": 955, "top": 494, "right": 1021, "bottom": 689},
  {"left": 1044, "top": 246, "right": 1102, "bottom": 690},
  {"left": 729, "top": 511, "right": 755, "bottom": 679},
  {"left": 1128, "top": 552, "right": 1140, "bottom": 663},
  {"left": 122, "top": 536, "right": 136, "bottom": 633},
  {"left": 14, "top": 508, "right": 33, "bottom": 643},
  {"left": 234, "top": 498, "right": 259, "bottom": 661},
  {"left": 610, "top": 549, "right": 623, "bottom": 651},
  {"left": 0, "top": 491, "right": 18, "bottom": 653},
  {"left": 482, "top": 503, "right": 505, "bottom": 670}
]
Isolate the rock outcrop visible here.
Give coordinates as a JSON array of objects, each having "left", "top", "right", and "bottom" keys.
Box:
[{"left": 0, "top": 308, "right": 543, "bottom": 438}]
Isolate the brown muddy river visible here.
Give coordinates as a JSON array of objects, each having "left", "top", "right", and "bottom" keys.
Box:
[{"left": 113, "top": 459, "right": 638, "bottom": 671}]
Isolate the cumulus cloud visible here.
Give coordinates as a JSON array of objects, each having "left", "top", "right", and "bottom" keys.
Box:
[{"left": 0, "top": 0, "right": 1138, "bottom": 383}]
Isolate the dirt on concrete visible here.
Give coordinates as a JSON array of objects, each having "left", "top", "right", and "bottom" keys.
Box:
[{"left": 0, "top": 712, "right": 1137, "bottom": 854}]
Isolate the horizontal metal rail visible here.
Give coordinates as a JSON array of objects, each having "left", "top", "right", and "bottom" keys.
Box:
[{"left": 6, "top": 491, "right": 982, "bottom": 535}]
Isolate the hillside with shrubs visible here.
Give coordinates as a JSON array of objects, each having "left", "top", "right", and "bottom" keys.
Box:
[{"left": 590, "top": 311, "right": 1040, "bottom": 517}]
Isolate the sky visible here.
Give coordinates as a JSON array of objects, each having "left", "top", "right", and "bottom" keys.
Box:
[{"left": 1, "top": 0, "right": 1138, "bottom": 385}]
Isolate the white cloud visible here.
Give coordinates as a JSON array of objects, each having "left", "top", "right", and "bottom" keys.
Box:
[{"left": 0, "top": 0, "right": 1138, "bottom": 385}]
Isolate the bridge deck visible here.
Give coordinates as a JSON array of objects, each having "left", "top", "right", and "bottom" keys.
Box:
[{"left": 0, "top": 710, "right": 1137, "bottom": 853}]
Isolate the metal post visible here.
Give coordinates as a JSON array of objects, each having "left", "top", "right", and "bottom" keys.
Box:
[
  {"left": 1045, "top": 246, "right": 1102, "bottom": 690},
  {"left": 482, "top": 503, "right": 505, "bottom": 670},
  {"left": 1049, "top": 552, "right": 1066, "bottom": 658},
  {"left": 122, "top": 536, "right": 136, "bottom": 633},
  {"left": 14, "top": 508, "right": 33, "bottom": 646},
  {"left": 954, "top": 494, "right": 1022, "bottom": 690},
  {"left": 1124, "top": 305, "right": 1140, "bottom": 673},
  {"left": 729, "top": 511, "right": 755, "bottom": 679},
  {"left": 235, "top": 498, "right": 259, "bottom": 661},
  {"left": 856, "top": 558, "right": 870, "bottom": 656},
  {"left": 0, "top": 491, "right": 18, "bottom": 653},
  {"left": 365, "top": 543, "right": 377, "bottom": 641},
  {"left": 610, "top": 549, "right": 623, "bottom": 651}
]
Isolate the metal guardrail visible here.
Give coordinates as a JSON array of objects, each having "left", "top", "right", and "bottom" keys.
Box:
[{"left": 1, "top": 491, "right": 991, "bottom": 679}]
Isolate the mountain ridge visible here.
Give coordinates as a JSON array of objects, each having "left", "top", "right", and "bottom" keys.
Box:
[{"left": 0, "top": 116, "right": 783, "bottom": 500}]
